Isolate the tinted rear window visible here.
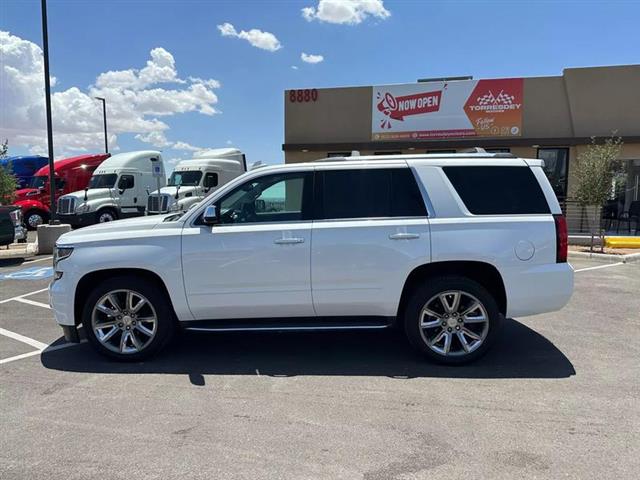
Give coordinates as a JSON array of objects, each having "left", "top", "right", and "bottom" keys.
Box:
[
  {"left": 443, "top": 166, "right": 550, "bottom": 215},
  {"left": 318, "top": 168, "right": 427, "bottom": 220}
]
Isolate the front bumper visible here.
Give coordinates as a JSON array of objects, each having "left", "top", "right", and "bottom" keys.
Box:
[
  {"left": 56, "top": 212, "right": 94, "bottom": 228},
  {"left": 49, "top": 267, "right": 79, "bottom": 327}
]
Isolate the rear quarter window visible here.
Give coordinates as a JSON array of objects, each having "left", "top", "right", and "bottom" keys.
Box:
[{"left": 443, "top": 166, "right": 550, "bottom": 215}]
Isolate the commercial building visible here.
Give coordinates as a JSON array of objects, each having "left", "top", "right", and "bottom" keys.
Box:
[{"left": 283, "top": 64, "right": 640, "bottom": 231}]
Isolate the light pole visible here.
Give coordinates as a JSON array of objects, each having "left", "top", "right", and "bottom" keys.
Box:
[
  {"left": 40, "top": 0, "right": 56, "bottom": 224},
  {"left": 95, "top": 97, "right": 108, "bottom": 154}
]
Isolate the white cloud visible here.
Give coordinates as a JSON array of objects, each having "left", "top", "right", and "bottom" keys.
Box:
[
  {"left": 301, "top": 52, "right": 324, "bottom": 64},
  {"left": 291, "top": 65, "right": 299, "bottom": 70},
  {"left": 188, "top": 76, "right": 222, "bottom": 89},
  {"left": 95, "top": 47, "right": 185, "bottom": 90},
  {"left": 217, "top": 22, "right": 282, "bottom": 52},
  {"left": 302, "top": 0, "right": 390, "bottom": 25},
  {"left": 0, "top": 31, "right": 221, "bottom": 158},
  {"left": 134, "top": 131, "right": 172, "bottom": 148},
  {"left": 172, "top": 141, "right": 202, "bottom": 152}
]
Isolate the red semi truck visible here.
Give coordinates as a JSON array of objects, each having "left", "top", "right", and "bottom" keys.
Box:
[{"left": 14, "top": 153, "right": 110, "bottom": 229}]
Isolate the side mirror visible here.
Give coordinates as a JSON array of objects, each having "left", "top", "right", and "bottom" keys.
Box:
[{"left": 202, "top": 205, "right": 219, "bottom": 225}]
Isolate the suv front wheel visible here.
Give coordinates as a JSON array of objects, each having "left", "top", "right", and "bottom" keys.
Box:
[
  {"left": 82, "top": 276, "right": 175, "bottom": 361},
  {"left": 404, "top": 276, "right": 502, "bottom": 365}
]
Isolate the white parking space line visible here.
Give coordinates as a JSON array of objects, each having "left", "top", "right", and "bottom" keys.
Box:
[
  {"left": 575, "top": 262, "right": 624, "bottom": 273},
  {"left": 22, "top": 256, "right": 53, "bottom": 265},
  {"left": 0, "top": 340, "right": 87, "bottom": 366},
  {"left": 0, "top": 350, "right": 42, "bottom": 365},
  {"left": 0, "top": 287, "right": 49, "bottom": 304},
  {"left": 13, "top": 297, "right": 51, "bottom": 309},
  {"left": 0, "top": 327, "right": 48, "bottom": 350}
]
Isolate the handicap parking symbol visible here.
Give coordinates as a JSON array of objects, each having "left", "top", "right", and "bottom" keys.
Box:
[{"left": 0, "top": 266, "right": 54, "bottom": 281}]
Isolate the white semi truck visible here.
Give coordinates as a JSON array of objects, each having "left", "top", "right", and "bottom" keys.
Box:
[
  {"left": 146, "top": 148, "right": 247, "bottom": 215},
  {"left": 57, "top": 151, "right": 166, "bottom": 227}
]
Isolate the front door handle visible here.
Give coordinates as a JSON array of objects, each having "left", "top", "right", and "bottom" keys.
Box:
[
  {"left": 389, "top": 232, "right": 420, "bottom": 240},
  {"left": 274, "top": 238, "right": 305, "bottom": 245}
]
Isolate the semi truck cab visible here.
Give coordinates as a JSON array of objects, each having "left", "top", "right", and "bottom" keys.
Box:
[
  {"left": 0, "top": 155, "right": 48, "bottom": 189},
  {"left": 147, "top": 148, "right": 246, "bottom": 214},
  {"left": 57, "top": 151, "right": 165, "bottom": 227},
  {"left": 13, "top": 153, "right": 110, "bottom": 229}
]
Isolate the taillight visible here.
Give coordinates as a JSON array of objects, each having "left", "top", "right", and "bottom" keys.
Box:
[{"left": 553, "top": 214, "right": 568, "bottom": 263}]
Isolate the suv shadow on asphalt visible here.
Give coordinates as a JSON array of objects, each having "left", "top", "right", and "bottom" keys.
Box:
[{"left": 40, "top": 318, "right": 575, "bottom": 382}]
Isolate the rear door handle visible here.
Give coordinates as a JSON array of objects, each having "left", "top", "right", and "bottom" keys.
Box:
[
  {"left": 274, "top": 238, "right": 305, "bottom": 245},
  {"left": 389, "top": 233, "right": 420, "bottom": 240}
]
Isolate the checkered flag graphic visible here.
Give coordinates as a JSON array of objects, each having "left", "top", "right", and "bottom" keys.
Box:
[
  {"left": 476, "top": 91, "right": 496, "bottom": 105},
  {"left": 495, "top": 90, "right": 515, "bottom": 105},
  {"left": 476, "top": 90, "right": 515, "bottom": 105}
]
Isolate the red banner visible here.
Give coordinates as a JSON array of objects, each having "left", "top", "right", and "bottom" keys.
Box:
[{"left": 377, "top": 90, "right": 442, "bottom": 121}]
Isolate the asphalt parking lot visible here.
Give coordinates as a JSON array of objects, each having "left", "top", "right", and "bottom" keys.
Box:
[{"left": 0, "top": 255, "right": 638, "bottom": 479}]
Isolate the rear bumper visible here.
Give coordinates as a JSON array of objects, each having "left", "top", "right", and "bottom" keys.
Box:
[{"left": 503, "top": 262, "right": 574, "bottom": 318}]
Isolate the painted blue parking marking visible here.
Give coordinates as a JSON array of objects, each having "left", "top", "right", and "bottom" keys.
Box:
[{"left": 0, "top": 266, "right": 54, "bottom": 281}]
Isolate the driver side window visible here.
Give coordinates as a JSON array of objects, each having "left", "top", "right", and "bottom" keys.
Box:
[{"left": 217, "top": 172, "right": 311, "bottom": 225}]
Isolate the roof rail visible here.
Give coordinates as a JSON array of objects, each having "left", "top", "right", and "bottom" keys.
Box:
[
  {"left": 313, "top": 149, "right": 516, "bottom": 162},
  {"left": 459, "top": 147, "right": 486, "bottom": 153}
]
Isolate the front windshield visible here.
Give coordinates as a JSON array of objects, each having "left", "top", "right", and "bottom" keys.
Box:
[
  {"left": 88, "top": 174, "right": 117, "bottom": 189},
  {"left": 168, "top": 171, "right": 202, "bottom": 187},
  {"left": 29, "top": 176, "right": 47, "bottom": 189}
]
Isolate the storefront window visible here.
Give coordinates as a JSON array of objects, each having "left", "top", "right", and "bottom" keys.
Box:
[{"left": 537, "top": 148, "right": 569, "bottom": 200}]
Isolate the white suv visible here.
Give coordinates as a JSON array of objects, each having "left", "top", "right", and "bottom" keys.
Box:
[{"left": 50, "top": 153, "right": 573, "bottom": 364}]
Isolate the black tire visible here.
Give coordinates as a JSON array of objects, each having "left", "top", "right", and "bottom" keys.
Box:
[
  {"left": 24, "top": 210, "right": 48, "bottom": 230},
  {"left": 82, "top": 275, "right": 175, "bottom": 361},
  {"left": 96, "top": 208, "right": 117, "bottom": 223},
  {"left": 403, "top": 275, "right": 502, "bottom": 365}
]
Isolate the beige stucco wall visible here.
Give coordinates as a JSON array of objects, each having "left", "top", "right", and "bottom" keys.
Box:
[
  {"left": 285, "top": 86, "right": 372, "bottom": 145},
  {"left": 284, "top": 65, "right": 640, "bottom": 156},
  {"left": 564, "top": 65, "right": 640, "bottom": 137}
]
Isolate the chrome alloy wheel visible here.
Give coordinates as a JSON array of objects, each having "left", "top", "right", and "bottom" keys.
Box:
[
  {"left": 91, "top": 289, "right": 157, "bottom": 354},
  {"left": 418, "top": 290, "right": 489, "bottom": 357}
]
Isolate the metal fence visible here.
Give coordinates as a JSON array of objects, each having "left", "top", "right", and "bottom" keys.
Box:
[{"left": 561, "top": 199, "right": 638, "bottom": 235}]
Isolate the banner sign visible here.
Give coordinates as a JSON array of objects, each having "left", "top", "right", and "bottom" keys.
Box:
[{"left": 372, "top": 78, "right": 523, "bottom": 141}]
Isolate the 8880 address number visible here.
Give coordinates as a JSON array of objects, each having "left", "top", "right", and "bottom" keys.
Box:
[{"left": 289, "top": 89, "right": 318, "bottom": 103}]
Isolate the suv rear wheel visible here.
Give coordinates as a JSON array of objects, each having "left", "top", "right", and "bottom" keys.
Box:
[
  {"left": 404, "top": 276, "right": 502, "bottom": 365},
  {"left": 82, "top": 276, "right": 175, "bottom": 361}
]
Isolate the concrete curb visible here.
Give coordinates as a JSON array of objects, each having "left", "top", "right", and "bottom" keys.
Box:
[
  {"left": 569, "top": 250, "right": 640, "bottom": 264},
  {"left": 0, "top": 242, "right": 39, "bottom": 260}
]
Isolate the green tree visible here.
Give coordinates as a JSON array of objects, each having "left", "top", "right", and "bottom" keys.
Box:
[
  {"left": 574, "top": 134, "right": 624, "bottom": 250},
  {"left": 0, "top": 139, "right": 18, "bottom": 205}
]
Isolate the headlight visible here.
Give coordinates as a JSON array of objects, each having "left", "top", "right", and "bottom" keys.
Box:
[
  {"left": 76, "top": 203, "right": 90, "bottom": 213},
  {"left": 53, "top": 246, "right": 74, "bottom": 268},
  {"left": 170, "top": 202, "right": 181, "bottom": 211}
]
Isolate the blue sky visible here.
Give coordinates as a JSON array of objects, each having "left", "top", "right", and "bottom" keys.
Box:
[{"left": 2, "top": 0, "right": 639, "bottom": 167}]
